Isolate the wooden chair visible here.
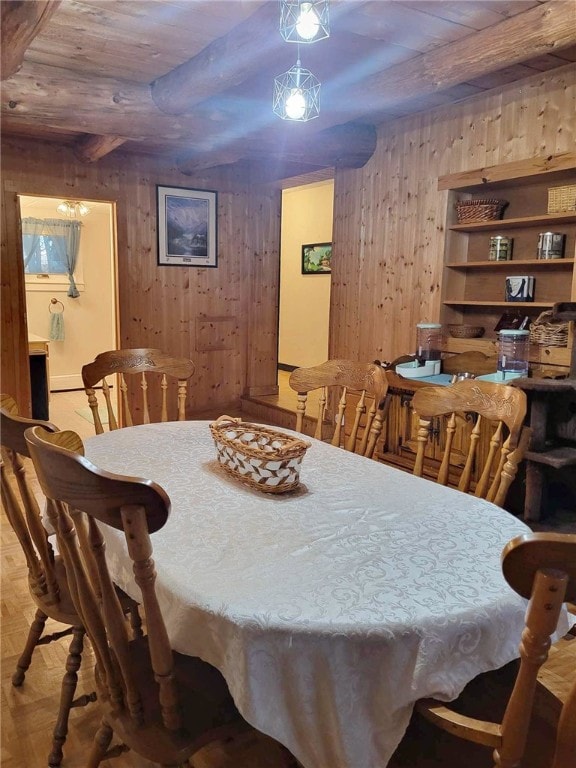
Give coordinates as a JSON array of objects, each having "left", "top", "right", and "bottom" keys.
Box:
[
  {"left": 25, "top": 424, "right": 251, "bottom": 768},
  {"left": 417, "top": 532, "right": 576, "bottom": 768},
  {"left": 411, "top": 379, "right": 531, "bottom": 508},
  {"left": 0, "top": 394, "right": 97, "bottom": 767},
  {"left": 81, "top": 348, "right": 195, "bottom": 434},
  {"left": 288, "top": 359, "right": 389, "bottom": 458}
]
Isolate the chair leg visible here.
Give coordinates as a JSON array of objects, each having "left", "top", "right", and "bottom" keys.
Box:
[
  {"left": 12, "top": 608, "right": 48, "bottom": 686},
  {"left": 87, "top": 719, "right": 114, "bottom": 768},
  {"left": 49, "top": 626, "right": 94, "bottom": 768}
]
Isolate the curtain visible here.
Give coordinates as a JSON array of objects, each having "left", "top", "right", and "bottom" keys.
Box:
[
  {"left": 20, "top": 217, "right": 44, "bottom": 269},
  {"left": 21, "top": 217, "right": 82, "bottom": 298}
]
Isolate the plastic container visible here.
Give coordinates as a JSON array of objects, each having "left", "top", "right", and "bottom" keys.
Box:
[
  {"left": 416, "top": 323, "right": 442, "bottom": 361},
  {"left": 497, "top": 330, "right": 529, "bottom": 381}
]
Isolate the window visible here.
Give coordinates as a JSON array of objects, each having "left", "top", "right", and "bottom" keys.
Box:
[
  {"left": 22, "top": 217, "right": 83, "bottom": 294},
  {"left": 23, "top": 234, "right": 68, "bottom": 274}
]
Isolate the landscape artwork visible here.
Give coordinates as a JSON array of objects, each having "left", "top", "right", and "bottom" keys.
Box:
[{"left": 157, "top": 186, "right": 217, "bottom": 267}]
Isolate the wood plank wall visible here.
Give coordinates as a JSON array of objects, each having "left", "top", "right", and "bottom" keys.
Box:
[
  {"left": 330, "top": 63, "right": 576, "bottom": 364},
  {"left": 0, "top": 143, "right": 280, "bottom": 417},
  {"left": 2, "top": 63, "right": 574, "bottom": 417}
]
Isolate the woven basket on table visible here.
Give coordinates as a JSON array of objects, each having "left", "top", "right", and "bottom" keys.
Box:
[
  {"left": 529, "top": 311, "right": 569, "bottom": 347},
  {"left": 455, "top": 199, "right": 508, "bottom": 223},
  {"left": 209, "top": 416, "right": 310, "bottom": 494}
]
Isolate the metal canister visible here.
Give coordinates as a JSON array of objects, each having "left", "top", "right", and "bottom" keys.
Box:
[
  {"left": 537, "top": 231, "right": 565, "bottom": 259},
  {"left": 489, "top": 235, "right": 512, "bottom": 261}
]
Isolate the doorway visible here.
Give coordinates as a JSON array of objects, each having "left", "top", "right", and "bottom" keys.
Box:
[
  {"left": 278, "top": 179, "right": 334, "bottom": 372},
  {"left": 19, "top": 195, "right": 117, "bottom": 394}
]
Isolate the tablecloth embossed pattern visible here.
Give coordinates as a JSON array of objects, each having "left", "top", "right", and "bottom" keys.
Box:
[{"left": 85, "top": 421, "right": 557, "bottom": 768}]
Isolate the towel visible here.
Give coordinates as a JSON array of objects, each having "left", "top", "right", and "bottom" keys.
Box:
[{"left": 49, "top": 311, "right": 65, "bottom": 341}]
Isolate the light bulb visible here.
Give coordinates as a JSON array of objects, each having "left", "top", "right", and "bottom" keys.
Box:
[
  {"left": 285, "top": 88, "right": 306, "bottom": 120},
  {"left": 296, "top": 2, "right": 320, "bottom": 40}
]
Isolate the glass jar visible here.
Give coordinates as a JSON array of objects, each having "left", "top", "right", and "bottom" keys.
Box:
[
  {"left": 489, "top": 235, "right": 513, "bottom": 261},
  {"left": 416, "top": 323, "right": 442, "bottom": 361},
  {"left": 537, "top": 232, "right": 565, "bottom": 260},
  {"left": 497, "top": 330, "right": 529, "bottom": 380}
]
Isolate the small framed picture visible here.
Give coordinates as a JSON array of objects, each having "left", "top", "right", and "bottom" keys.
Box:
[
  {"left": 157, "top": 185, "right": 217, "bottom": 267},
  {"left": 301, "top": 242, "right": 332, "bottom": 274}
]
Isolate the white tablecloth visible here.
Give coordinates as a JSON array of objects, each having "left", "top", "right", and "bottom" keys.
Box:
[{"left": 84, "top": 421, "right": 560, "bottom": 768}]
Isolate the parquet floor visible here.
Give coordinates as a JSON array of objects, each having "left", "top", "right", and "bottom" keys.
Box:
[{"left": 1, "top": 387, "right": 571, "bottom": 767}]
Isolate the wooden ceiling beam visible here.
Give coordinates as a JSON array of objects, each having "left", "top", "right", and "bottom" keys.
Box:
[
  {"left": 151, "top": 2, "right": 277, "bottom": 115},
  {"left": 74, "top": 134, "right": 130, "bottom": 163},
  {"left": 1, "top": 0, "right": 61, "bottom": 80},
  {"left": 2, "top": 1, "right": 574, "bottom": 169},
  {"left": 337, "top": 0, "right": 576, "bottom": 114},
  {"left": 177, "top": 123, "right": 378, "bottom": 175},
  {"left": 150, "top": 1, "right": 372, "bottom": 116}
]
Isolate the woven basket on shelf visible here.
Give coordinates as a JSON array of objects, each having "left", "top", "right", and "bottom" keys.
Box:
[
  {"left": 529, "top": 311, "right": 569, "bottom": 347},
  {"left": 547, "top": 184, "right": 576, "bottom": 213},
  {"left": 209, "top": 416, "right": 310, "bottom": 494},
  {"left": 455, "top": 199, "right": 508, "bottom": 223},
  {"left": 448, "top": 324, "right": 485, "bottom": 338}
]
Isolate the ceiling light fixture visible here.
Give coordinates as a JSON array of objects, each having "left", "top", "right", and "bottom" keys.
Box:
[
  {"left": 56, "top": 200, "right": 90, "bottom": 218},
  {"left": 273, "top": 59, "right": 320, "bottom": 121},
  {"left": 280, "top": 1, "right": 330, "bottom": 43}
]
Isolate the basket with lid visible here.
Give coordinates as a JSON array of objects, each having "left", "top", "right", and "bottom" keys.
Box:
[{"left": 209, "top": 416, "right": 310, "bottom": 493}]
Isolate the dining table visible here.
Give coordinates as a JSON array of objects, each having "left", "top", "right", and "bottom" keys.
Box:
[{"left": 83, "top": 419, "right": 570, "bottom": 768}]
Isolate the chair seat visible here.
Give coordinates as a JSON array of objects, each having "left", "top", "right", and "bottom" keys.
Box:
[
  {"left": 535, "top": 632, "right": 576, "bottom": 727},
  {"left": 95, "top": 637, "right": 245, "bottom": 765}
]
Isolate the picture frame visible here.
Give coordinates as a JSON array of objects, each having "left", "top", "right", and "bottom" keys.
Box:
[
  {"left": 301, "top": 242, "right": 332, "bottom": 274},
  {"left": 157, "top": 185, "right": 217, "bottom": 267}
]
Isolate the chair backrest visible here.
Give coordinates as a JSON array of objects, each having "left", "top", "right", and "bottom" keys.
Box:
[
  {"left": 289, "top": 359, "right": 389, "bottom": 458},
  {"left": 24, "top": 425, "right": 176, "bottom": 731},
  {"left": 418, "top": 532, "right": 576, "bottom": 768},
  {"left": 411, "top": 379, "right": 530, "bottom": 507},
  {"left": 0, "top": 394, "right": 60, "bottom": 605},
  {"left": 81, "top": 348, "right": 195, "bottom": 434},
  {"left": 500, "top": 533, "right": 576, "bottom": 768},
  {"left": 0, "top": 393, "right": 64, "bottom": 609}
]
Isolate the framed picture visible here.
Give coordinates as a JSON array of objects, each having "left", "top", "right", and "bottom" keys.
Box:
[
  {"left": 157, "top": 185, "right": 217, "bottom": 267},
  {"left": 302, "top": 242, "right": 332, "bottom": 274}
]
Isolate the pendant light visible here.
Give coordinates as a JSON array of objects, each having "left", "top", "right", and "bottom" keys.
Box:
[
  {"left": 273, "top": 58, "right": 320, "bottom": 121},
  {"left": 279, "top": 1, "right": 330, "bottom": 44},
  {"left": 274, "top": 1, "right": 328, "bottom": 122}
]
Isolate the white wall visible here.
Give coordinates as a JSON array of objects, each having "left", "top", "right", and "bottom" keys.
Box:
[
  {"left": 279, "top": 180, "right": 334, "bottom": 368},
  {"left": 20, "top": 196, "right": 116, "bottom": 390}
]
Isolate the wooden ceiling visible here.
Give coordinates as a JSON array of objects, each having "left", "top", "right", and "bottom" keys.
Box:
[{"left": 2, "top": 0, "right": 575, "bottom": 178}]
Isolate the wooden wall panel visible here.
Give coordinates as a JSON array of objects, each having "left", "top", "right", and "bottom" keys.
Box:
[
  {"left": 0, "top": 140, "right": 281, "bottom": 415},
  {"left": 330, "top": 63, "right": 576, "bottom": 363},
  {"left": 0, "top": 189, "right": 31, "bottom": 415}
]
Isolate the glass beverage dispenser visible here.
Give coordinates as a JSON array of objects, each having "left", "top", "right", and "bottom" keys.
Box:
[
  {"left": 416, "top": 323, "right": 442, "bottom": 361},
  {"left": 496, "top": 329, "right": 529, "bottom": 380}
]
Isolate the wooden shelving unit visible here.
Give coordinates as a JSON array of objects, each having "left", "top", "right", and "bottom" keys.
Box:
[{"left": 438, "top": 154, "right": 576, "bottom": 374}]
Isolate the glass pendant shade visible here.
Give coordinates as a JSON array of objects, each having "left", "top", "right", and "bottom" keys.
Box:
[
  {"left": 57, "top": 200, "right": 90, "bottom": 217},
  {"left": 273, "top": 62, "right": 320, "bottom": 121},
  {"left": 279, "top": 1, "right": 329, "bottom": 43}
]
